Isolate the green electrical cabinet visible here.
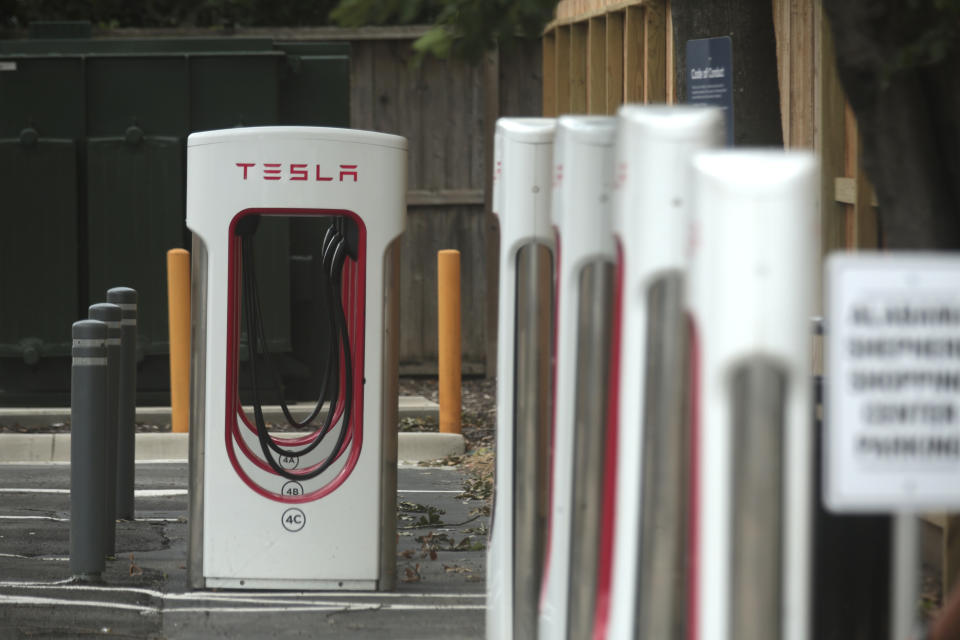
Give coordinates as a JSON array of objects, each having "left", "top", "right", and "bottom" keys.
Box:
[{"left": 0, "top": 36, "right": 350, "bottom": 405}]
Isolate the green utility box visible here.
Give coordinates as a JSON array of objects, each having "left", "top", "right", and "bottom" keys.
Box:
[{"left": 0, "top": 35, "right": 350, "bottom": 405}]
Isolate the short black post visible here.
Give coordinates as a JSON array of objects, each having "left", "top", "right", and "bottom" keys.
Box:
[
  {"left": 107, "top": 287, "right": 138, "bottom": 520},
  {"left": 70, "top": 319, "right": 108, "bottom": 581},
  {"left": 88, "top": 303, "right": 121, "bottom": 557}
]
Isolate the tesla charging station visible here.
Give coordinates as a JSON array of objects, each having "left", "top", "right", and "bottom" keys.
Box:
[
  {"left": 185, "top": 127, "right": 406, "bottom": 590},
  {"left": 487, "top": 117, "right": 556, "bottom": 640},
  {"left": 686, "top": 150, "right": 817, "bottom": 640},
  {"left": 537, "top": 116, "right": 616, "bottom": 640},
  {"left": 599, "top": 106, "right": 723, "bottom": 639}
]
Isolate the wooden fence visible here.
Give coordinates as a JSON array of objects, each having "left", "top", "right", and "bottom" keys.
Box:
[
  {"left": 541, "top": 0, "right": 878, "bottom": 258},
  {"left": 542, "top": 0, "right": 671, "bottom": 116},
  {"left": 348, "top": 31, "right": 542, "bottom": 375},
  {"left": 771, "top": 0, "right": 879, "bottom": 257},
  {"left": 543, "top": 0, "right": 878, "bottom": 260}
]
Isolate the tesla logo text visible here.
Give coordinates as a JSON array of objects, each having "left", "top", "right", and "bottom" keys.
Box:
[{"left": 236, "top": 162, "right": 359, "bottom": 182}]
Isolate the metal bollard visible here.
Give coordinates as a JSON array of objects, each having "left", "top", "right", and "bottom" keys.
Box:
[
  {"left": 107, "top": 287, "right": 138, "bottom": 520},
  {"left": 512, "top": 241, "right": 553, "bottom": 640},
  {"left": 70, "top": 320, "right": 108, "bottom": 581},
  {"left": 437, "top": 249, "right": 462, "bottom": 434},
  {"left": 88, "top": 303, "right": 121, "bottom": 557},
  {"left": 167, "top": 249, "right": 191, "bottom": 434}
]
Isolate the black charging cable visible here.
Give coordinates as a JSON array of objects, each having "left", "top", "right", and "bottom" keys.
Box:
[
  {"left": 242, "top": 227, "right": 340, "bottom": 454},
  {"left": 238, "top": 219, "right": 355, "bottom": 480}
]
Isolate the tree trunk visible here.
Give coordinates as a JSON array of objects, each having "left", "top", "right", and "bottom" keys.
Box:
[{"left": 823, "top": 1, "right": 960, "bottom": 249}]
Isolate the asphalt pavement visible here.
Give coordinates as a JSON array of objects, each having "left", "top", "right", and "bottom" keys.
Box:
[{"left": 0, "top": 461, "right": 487, "bottom": 639}]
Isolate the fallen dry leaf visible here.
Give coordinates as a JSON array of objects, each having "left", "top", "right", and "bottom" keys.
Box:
[
  {"left": 401, "top": 564, "right": 422, "bottom": 583},
  {"left": 128, "top": 553, "right": 143, "bottom": 577}
]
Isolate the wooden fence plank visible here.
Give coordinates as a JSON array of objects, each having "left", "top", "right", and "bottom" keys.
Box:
[
  {"left": 469, "top": 60, "right": 486, "bottom": 190},
  {"left": 399, "top": 205, "right": 488, "bottom": 369},
  {"left": 420, "top": 53, "right": 449, "bottom": 191},
  {"left": 605, "top": 12, "right": 625, "bottom": 113},
  {"left": 500, "top": 38, "right": 544, "bottom": 117},
  {"left": 371, "top": 40, "right": 402, "bottom": 136},
  {"left": 570, "top": 21, "right": 589, "bottom": 113},
  {"left": 854, "top": 145, "right": 879, "bottom": 249},
  {"left": 588, "top": 17, "right": 606, "bottom": 114},
  {"left": 815, "top": 2, "right": 848, "bottom": 257},
  {"left": 350, "top": 37, "right": 539, "bottom": 375},
  {"left": 445, "top": 57, "right": 473, "bottom": 191},
  {"left": 349, "top": 38, "right": 375, "bottom": 130},
  {"left": 624, "top": 5, "right": 645, "bottom": 102},
  {"left": 556, "top": 26, "right": 571, "bottom": 114},
  {"left": 843, "top": 103, "right": 859, "bottom": 249},
  {"left": 483, "top": 50, "right": 500, "bottom": 379},
  {"left": 543, "top": 32, "right": 557, "bottom": 117},
  {"left": 790, "top": 0, "right": 816, "bottom": 148},
  {"left": 400, "top": 208, "right": 428, "bottom": 364},
  {"left": 643, "top": 0, "right": 667, "bottom": 103},
  {"left": 665, "top": 0, "right": 675, "bottom": 103},
  {"left": 773, "top": 0, "right": 791, "bottom": 144},
  {"left": 407, "top": 189, "right": 485, "bottom": 206},
  {"left": 393, "top": 41, "right": 421, "bottom": 189},
  {"left": 833, "top": 179, "right": 877, "bottom": 207}
]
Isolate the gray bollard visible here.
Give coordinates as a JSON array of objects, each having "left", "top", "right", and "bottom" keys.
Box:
[
  {"left": 88, "top": 303, "right": 121, "bottom": 556},
  {"left": 107, "top": 287, "right": 138, "bottom": 520},
  {"left": 70, "top": 320, "right": 108, "bottom": 581}
]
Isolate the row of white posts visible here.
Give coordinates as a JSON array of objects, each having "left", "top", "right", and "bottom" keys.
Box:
[{"left": 486, "top": 106, "right": 818, "bottom": 640}]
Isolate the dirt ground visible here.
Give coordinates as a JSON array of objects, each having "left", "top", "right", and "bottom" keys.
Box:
[{"left": 398, "top": 376, "right": 496, "bottom": 508}]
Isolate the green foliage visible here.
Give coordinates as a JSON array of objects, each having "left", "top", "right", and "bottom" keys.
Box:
[
  {"left": 892, "top": 0, "right": 960, "bottom": 72},
  {"left": 332, "top": 0, "right": 559, "bottom": 62},
  {"left": 329, "top": 0, "right": 440, "bottom": 27},
  {"left": 1, "top": 0, "right": 340, "bottom": 29},
  {"left": 1, "top": 0, "right": 558, "bottom": 61}
]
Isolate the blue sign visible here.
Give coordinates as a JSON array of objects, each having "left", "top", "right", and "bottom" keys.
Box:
[{"left": 685, "top": 36, "right": 734, "bottom": 146}]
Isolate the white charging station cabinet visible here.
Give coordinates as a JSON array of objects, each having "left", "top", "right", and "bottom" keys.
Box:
[
  {"left": 537, "top": 115, "right": 616, "bottom": 640},
  {"left": 601, "top": 106, "right": 723, "bottom": 639},
  {"left": 686, "top": 150, "right": 817, "bottom": 640},
  {"left": 487, "top": 117, "right": 556, "bottom": 640},
  {"left": 185, "top": 126, "right": 406, "bottom": 590}
]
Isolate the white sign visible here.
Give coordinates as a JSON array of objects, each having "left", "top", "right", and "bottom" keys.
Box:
[{"left": 825, "top": 253, "right": 960, "bottom": 512}]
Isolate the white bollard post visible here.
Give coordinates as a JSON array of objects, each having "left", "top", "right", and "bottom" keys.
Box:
[
  {"left": 686, "top": 150, "right": 817, "bottom": 640},
  {"left": 601, "top": 105, "right": 724, "bottom": 640},
  {"left": 538, "top": 115, "right": 616, "bottom": 640},
  {"left": 487, "top": 117, "right": 556, "bottom": 640}
]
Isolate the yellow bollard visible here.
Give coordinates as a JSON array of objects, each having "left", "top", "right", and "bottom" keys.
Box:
[
  {"left": 167, "top": 249, "right": 191, "bottom": 433},
  {"left": 438, "top": 250, "right": 462, "bottom": 434}
]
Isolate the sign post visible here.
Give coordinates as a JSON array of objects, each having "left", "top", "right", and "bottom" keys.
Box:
[
  {"left": 685, "top": 37, "right": 734, "bottom": 146},
  {"left": 826, "top": 253, "right": 960, "bottom": 639}
]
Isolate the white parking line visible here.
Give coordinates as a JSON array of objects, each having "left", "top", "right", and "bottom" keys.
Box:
[
  {"left": 0, "top": 581, "right": 486, "bottom": 600},
  {"left": 0, "top": 487, "right": 459, "bottom": 496},
  {"left": 0, "top": 586, "right": 487, "bottom": 615},
  {"left": 0, "top": 488, "right": 187, "bottom": 497},
  {"left": 0, "top": 552, "right": 68, "bottom": 562},
  {"left": 397, "top": 489, "right": 462, "bottom": 494},
  {"left": 0, "top": 515, "right": 182, "bottom": 523}
]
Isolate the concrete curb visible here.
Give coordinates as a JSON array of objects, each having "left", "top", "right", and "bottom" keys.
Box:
[
  {"left": 0, "top": 396, "right": 440, "bottom": 428},
  {"left": 398, "top": 432, "right": 466, "bottom": 463},
  {"left": 0, "top": 395, "right": 462, "bottom": 464},
  {"left": 0, "top": 431, "right": 465, "bottom": 464}
]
